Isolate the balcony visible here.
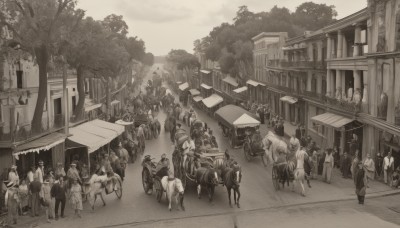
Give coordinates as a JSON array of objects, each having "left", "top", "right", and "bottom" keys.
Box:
[
  {"left": 325, "top": 96, "right": 361, "bottom": 114},
  {"left": 301, "top": 90, "right": 326, "bottom": 103},
  {"left": 280, "top": 60, "right": 326, "bottom": 70}
]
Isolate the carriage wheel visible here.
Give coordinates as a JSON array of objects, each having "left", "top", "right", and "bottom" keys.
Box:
[
  {"left": 261, "top": 154, "right": 268, "bottom": 167},
  {"left": 155, "top": 180, "right": 162, "bottom": 202},
  {"left": 243, "top": 142, "right": 252, "bottom": 162},
  {"left": 142, "top": 169, "right": 153, "bottom": 194},
  {"left": 115, "top": 179, "right": 123, "bottom": 199},
  {"left": 272, "top": 166, "right": 280, "bottom": 191}
]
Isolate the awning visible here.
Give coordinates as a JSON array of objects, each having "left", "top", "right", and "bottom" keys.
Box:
[
  {"left": 201, "top": 83, "right": 212, "bottom": 90},
  {"left": 176, "top": 81, "right": 182, "bottom": 85},
  {"left": 68, "top": 119, "right": 124, "bottom": 153},
  {"left": 14, "top": 132, "right": 67, "bottom": 156},
  {"left": 233, "top": 86, "right": 248, "bottom": 94},
  {"left": 222, "top": 76, "right": 238, "bottom": 87},
  {"left": 202, "top": 94, "right": 223, "bottom": 108},
  {"left": 311, "top": 112, "right": 354, "bottom": 129},
  {"left": 246, "top": 80, "right": 266, "bottom": 87},
  {"left": 189, "top": 89, "right": 200, "bottom": 96},
  {"left": 84, "top": 98, "right": 102, "bottom": 112},
  {"left": 280, "top": 96, "right": 298, "bottom": 104},
  {"left": 200, "top": 70, "right": 211, "bottom": 74},
  {"left": 179, "top": 82, "right": 189, "bottom": 91},
  {"left": 193, "top": 96, "right": 204, "bottom": 102},
  {"left": 111, "top": 100, "right": 120, "bottom": 106},
  {"left": 233, "top": 113, "right": 260, "bottom": 128}
]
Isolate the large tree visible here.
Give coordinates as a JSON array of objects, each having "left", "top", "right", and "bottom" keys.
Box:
[
  {"left": 293, "top": 2, "right": 337, "bottom": 31},
  {"left": 0, "top": 0, "right": 84, "bottom": 133}
]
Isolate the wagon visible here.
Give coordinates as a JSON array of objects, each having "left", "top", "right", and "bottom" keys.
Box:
[{"left": 215, "top": 105, "right": 261, "bottom": 148}]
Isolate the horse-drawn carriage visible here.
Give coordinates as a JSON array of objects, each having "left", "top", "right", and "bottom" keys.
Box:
[
  {"left": 243, "top": 130, "right": 269, "bottom": 166},
  {"left": 215, "top": 105, "right": 261, "bottom": 148},
  {"left": 141, "top": 155, "right": 169, "bottom": 200}
]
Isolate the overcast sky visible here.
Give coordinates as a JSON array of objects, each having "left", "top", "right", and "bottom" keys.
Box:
[{"left": 77, "top": 0, "right": 366, "bottom": 56}]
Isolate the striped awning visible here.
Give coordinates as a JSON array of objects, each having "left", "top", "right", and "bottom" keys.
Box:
[
  {"left": 233, "top": 86, "right": 248, "bottom": 94},
  {"left": 311, "top": 112, "right": 354, "bottom": 129},
  {"left": 246, "top": 80, "right": 266, "bottom": 87},
  {"left": 14, "top": 132, "right": 67, "bottom": 157},
  {"left": 280, "top": 96, "right": 298, "bottom": 104}
]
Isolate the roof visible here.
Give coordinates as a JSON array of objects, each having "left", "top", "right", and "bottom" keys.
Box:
[
  {"left": 179, "top": 82, "right": 189, "bottom": 91},
  {"left": 311, "top": 112, "right": 354, "bottom": 129},
  {"left": 222, "top": 76, "right": 238, "bottom": 87},
  {"left": 68, "top": 119, "right": 124, "bottom": 153},
  {"left": 201, "top": 83, "right": 212, "bottom": 89},
  {"left": 189, "top": 89, "right": 200, "bottom": 96},
  {"left": 192, "top": 96, "right": 204, "bottom": 102},
  {"left": 14, "top": 132, "right": 67, "bottom": 156},
  {"left": 252, "top": 32, "right": 288, "bottom": 41},
  {"left": 84, "top": 98, "right": 102, "bottom": 112},
  {"left": 233, "top": 86, "right": 248, "bottom": 94},
  {"left": 200, "top": 70, "right": 211, "bottom": 74},
  {"left": 215, "top": 105, "right": 260, "bottom": 127},
  {"left": 246, "top": 80, "right": 266, "bottom": 87},
  {"left": 232, "top": 113, "right": 260, "bottom": 128},
  {"left": 323, "top": 8, "right": 368, "bottom": 33},
  {"left": 280, "top": 96, "right": 298, "bottom": 104},
  {"left": 202, "top": 94, "right": 223, "bottom": 108}
]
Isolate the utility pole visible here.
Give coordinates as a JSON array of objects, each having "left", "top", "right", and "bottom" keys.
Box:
[{"left": 61, "top": 56, "right": 69, "bottom": 135}]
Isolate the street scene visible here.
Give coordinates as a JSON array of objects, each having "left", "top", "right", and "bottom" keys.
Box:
[{"left": 1, "top": 0, "right": 400, "bottom": 228}]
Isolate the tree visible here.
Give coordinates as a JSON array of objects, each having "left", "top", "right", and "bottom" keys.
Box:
[
  {"left": 123, "top": 37, "right": 146, "bottom": 61},
  {"left": 293, "top": 2, "right": 337, "bottom": 31},
  {"left": 102, "top": 14, "right": 128, "bottom": 38},
  {"left": 0, "top": 0, "right": 84, "bottom": 133},
  {"left": 143, "top": 52, "right": 154, "bottom": 66},
  {"left": 233, "top": 5, "right": 256, "bottom": 26}
]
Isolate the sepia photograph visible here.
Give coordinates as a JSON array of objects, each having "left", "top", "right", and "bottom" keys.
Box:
[{"left": 0, "top": 0, "right": 400, "bottom": 227}]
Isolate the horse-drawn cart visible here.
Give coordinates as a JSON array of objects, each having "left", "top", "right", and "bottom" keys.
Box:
[
  {"left": 141, "top": 155, "right": 169, "bottom": 201},
  {"left": 215, "top": 105, "right": 260, "bottom": 148}
]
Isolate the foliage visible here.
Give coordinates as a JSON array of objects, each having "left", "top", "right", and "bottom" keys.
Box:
[
  {"left": 195, "top": 2, "right": 337, "bottom": 79},
  {"left": 166, "top": 49, "right": 200, "bottom": 70},
  {"left": 143, "top": 52, "right": 154, "bottom": 66}
]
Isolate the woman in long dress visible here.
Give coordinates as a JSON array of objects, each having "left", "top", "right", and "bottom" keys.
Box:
[
  {"left": 351, "top": 150, "right": 360, "bottom": 185},
  {"left": 363, "top": 153, "right": 375, "bottom": 187},
  {"left": 69, "top": 178, "right": 83, "bottom": 218}
]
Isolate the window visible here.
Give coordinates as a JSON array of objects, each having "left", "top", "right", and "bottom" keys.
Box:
[
  {"left": 54, "top": 98, "right": 62, "bottom": 115},
  {"left": 16, "top": 70, "right": 23, "bottom": 89},
  {"left": 311, "top": 75, "right": 317, "bottom": 93}
]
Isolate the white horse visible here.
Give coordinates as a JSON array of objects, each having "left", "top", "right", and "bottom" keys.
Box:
[
  {"left": 86, "top": 173, "right": 122, "bottom": 210},
  {"left": 262, "top": 131, "right": 288, "bottom": 164},
  {"left": 291, "top": 138, "right": 308, "bottom": 196},
  {"left": 161, "top": 176, "right": 185, "bottom": 211}
]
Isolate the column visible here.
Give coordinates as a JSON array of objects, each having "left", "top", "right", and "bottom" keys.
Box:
[
  {"left": 353, "top": 25, "right": 362, "bottom": 56},
  {"left": 340, "top": 128, "right": 346, "bottom": 156},
  {"left": 362, "top": 70, "right": 368, "bottom": 104},
  {"left": 341, "top": 70, "right": 346, "bottom": 99},
  {"left": 317, "top": 41, "right": 323, "bottom": 61},
  {"left": 285, "top": 103, "right": 290, "bottom": 122},
  {"left": 326, "top": 34, "right": 332, "bottom": 60},
  {"left": 295, "top": 106, "right": 299, "bottom": 124},
  {"left": 307, "top": 71, "right": 312, "bottom": 91},
  {"left": 316, "top": 74, "right": 322, "bottom": 94},
  {"left": 354, "top": 70, "right": 362, "bottom": 91},
  {"left": 342, "top": 34, "right": 347, "bottom": 58},
  {"left": 336, "top": 70, "right": 342, "bottom": 97},
  {"left": 326, "top": 69, "right": 331, "bottom": 96},
  {"left": 337, "top": 30, "right": 343, "bottom": 58},
  {"left": 331, "top": 70, "right": 336, "bottom": 96}
]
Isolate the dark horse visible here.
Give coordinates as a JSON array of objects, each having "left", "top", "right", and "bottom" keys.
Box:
[
  {"left": 195, "top": 167, "right": 219, "bottom": 202},
  {"left": 221, "top": 161, "right": 242, "bottom": 208}
]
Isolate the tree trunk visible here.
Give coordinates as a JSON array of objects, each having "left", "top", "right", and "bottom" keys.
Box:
[
  {"left": 31, "top": 45, "right": 48, "bottom": 134},
  {"left": 74, "top": 65, "right": 85, "bottom": 121}
]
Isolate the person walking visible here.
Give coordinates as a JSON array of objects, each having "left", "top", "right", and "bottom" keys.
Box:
[
  {"left": 35, "top": 160, "right": 45, "bottom": 184},
  {"left": 322, "top": 148, "right": 334, "bottom": 184},
  {"left": 355, "top": 161, "right": 366, "bottom": 205},
  {"left": 341, "top": 152, "right": 352, "bottom": 178},
  {"left": 51, "top": 176, "right": 67, "bottom": 220},
  {"left": 29, "top": 176, "right": 41, "bottom": 217},
  {"left": 258, "top": 106, "right": 265, "bottom": 124},
  {"left": 5, "top": 182, "right": 19, "bottom": 225},
  {"left": 69, "top": 178, "right": 83, "bottom": 218},
  {"left": 383, "top": 151, "right": 395, "bottom": 186},
  {"left": 40, "top": 178, "right": 52, "bottom": 223},
  {"left": 8, "top": 165, "right": 19, "bottom": 186},
  {"left": 351, "top": 150, "right": 360, "bottom": 185},
  {"left": 363, "top": 153, "right": 375, "bottom": 187}
]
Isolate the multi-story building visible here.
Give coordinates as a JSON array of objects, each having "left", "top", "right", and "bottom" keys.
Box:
[{"left": 249, "top": 1, "right": 400, "bottom": 161}]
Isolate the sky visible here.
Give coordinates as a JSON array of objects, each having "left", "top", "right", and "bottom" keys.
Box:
[{"left": 77, "top": 0, "right": 366, "bottom": 56}]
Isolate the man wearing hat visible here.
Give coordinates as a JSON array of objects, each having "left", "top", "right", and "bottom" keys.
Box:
[
  {"left": 55, "top": 162, "right": 66, "bottom": 180},
  {"left": 35, "top": 160, "right": 44, "bottom": 184},
  {"left": 5, "top": 181, "right": 19, "bottom": 225},
  {"left": 8, "top": 165, "right": 19, "bottom": 186},
  {"left": 29, "top": 176, "right": 41, "bottom": 217}
]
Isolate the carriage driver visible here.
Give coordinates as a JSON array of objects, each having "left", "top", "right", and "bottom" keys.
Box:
[{"left": 182, "top": 137, "right": 196, "bottom": 175}]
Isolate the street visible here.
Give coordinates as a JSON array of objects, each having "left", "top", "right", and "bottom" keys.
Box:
[{"left": 15, "top": 64, "right": 400, "bottom": 228}]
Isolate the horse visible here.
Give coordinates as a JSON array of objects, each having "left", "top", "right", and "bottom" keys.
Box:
[
  {"left": 150, "top": 119, "right": 161, "bottom": 139},
  {"left": 195, "top": 167, "right": 219, "bottom": 202},
  {"left": 86, "top": 173, "right": 122, "bottom": 210},
  {"left": 161, "top": 176, "right": 185, "bottom": 211}
]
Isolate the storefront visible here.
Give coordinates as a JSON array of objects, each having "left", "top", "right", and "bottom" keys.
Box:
[
  {"left": 246, "top": 80, "right": 266, "bottom": 103},
  {"left": 66, "top": 119, "right": 124, "bottom": 174},
  {"left": 201, "top": 94, "right": 224, "bottom": 115},
  {"left": 13, "top": 132, "right": 67, "bottom": 178},
  {"left": 233, "top": 86, "right": 248, "bottom": 105},
  {"left": 200, "top": 83, "right": 213, "bottom": 98},
  {"left": 280, "top": 96, "right": 299, "bottom": 124}
]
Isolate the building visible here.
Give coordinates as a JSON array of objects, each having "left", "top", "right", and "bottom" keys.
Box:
[{"left": 246, "top": 0, "right": 400, "bottom": 163}]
